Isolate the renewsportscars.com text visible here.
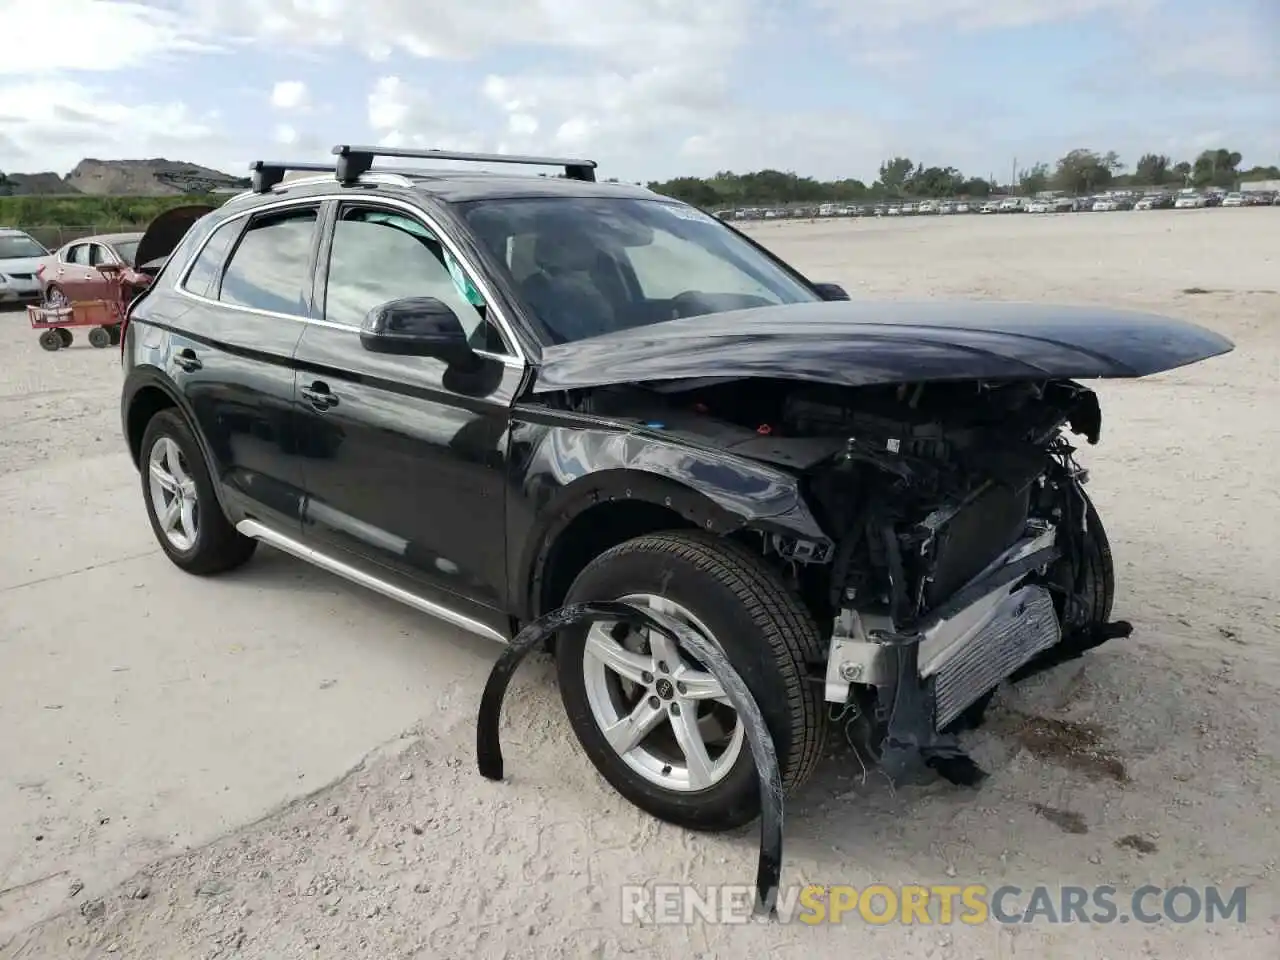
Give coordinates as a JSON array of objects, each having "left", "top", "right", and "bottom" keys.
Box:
[{"left": 621, "top": 883, "right": 1248, "bottom": 926}]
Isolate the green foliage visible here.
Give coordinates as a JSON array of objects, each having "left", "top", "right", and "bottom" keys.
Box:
[
  {"left": 1018, "top": 162, "right": 1051, "bottom": 196},
  {"left": 0, "top": 192, "right": 229, "bottom": 228},
  {"left": 1132, "top": 153, "right": 1172, "bottom": 186},
  {"left": 1192, "top": 149, "right": 1242, "bottom": 189}
]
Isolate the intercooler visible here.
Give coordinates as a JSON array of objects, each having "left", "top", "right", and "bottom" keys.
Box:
[{"left": 924, "top": 583, "right": 1061, "bottom": 730}]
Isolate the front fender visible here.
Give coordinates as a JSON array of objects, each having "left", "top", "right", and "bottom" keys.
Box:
[{"left": 506, "top": 417, "right": 834, "bottom": 618}]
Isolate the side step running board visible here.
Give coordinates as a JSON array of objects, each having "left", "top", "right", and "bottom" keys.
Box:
[{"left": 236, "top": 519, "right": 508, "bottom": 645}]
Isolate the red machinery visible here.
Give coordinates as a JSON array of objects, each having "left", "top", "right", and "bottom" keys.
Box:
[{"left": 25, "top": 203, "right": 218, "bottom": 353}]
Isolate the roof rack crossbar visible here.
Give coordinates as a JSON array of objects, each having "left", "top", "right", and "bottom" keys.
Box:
[
  {"left": 248, "top": 160, "right": 338, "bottom": 193},
  {"left": 331, "top": 144, "right": 597, "bottom": 182}
]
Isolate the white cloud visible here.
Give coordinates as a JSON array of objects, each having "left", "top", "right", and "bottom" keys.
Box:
[
  {"left": 274, "top": 124, "right": 299, "bottom": 145},
  {"left": 270, "top": 81, "right": 309, "bottom": 110},
  {"left": 0, "top": 0, "right": 216, "bottom": 75},
  {"left": 367, "top": 76, "right": 410, "bottom": 133},
  {"left": 812, "top": 0, "right": 1158, "bottom": 34},
  {"left": 0, "top": 79, "right": 226, "bottom": 175}
]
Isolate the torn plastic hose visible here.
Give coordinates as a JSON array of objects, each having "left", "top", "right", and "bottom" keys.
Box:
[{"left": 476, "top": 599, "right": 785, "bottom": 919}]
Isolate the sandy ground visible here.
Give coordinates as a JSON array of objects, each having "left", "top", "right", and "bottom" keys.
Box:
[{"left": 1, "top": 209, "right": 1277, "bottom": 958}]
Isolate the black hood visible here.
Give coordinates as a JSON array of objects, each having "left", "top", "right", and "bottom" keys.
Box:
[{"left": 531, "top": 299, "right": 1234, "bottom": 392}]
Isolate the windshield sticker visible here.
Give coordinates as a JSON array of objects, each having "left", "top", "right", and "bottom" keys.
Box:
[
  {"left": 660, "top": 203, "right": 716, "bottom": 224},
  {"left": 446, "top": 252, "right": 487, "bottom": 308}
]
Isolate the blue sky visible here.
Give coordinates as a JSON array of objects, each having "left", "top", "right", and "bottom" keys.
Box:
[{"left": 1, "top": 0, "right": 1276, "bottom": 184}]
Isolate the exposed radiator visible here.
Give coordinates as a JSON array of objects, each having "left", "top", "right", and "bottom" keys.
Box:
[{"left": 931, "top": 585, "right": 1061, "bottom": 730}]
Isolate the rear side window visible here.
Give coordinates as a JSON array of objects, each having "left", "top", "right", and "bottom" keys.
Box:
[
  {"left": 182, "top": 217, "right": 243, "bottom": 299},
  {"left": 219, "top": 207, "right": 318, "bottom": 316}
]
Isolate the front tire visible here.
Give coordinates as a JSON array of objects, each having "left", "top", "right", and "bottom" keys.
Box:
[
  {"left": 556, "top": 531, "right": 828, "bottom": 832},
  {"left": 139, "top": 409, "right": 256, "bottom": 575}
]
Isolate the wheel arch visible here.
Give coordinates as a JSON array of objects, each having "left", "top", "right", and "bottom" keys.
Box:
[
  {"left": 520, "top": 466, "right": 829, "bottom": 622},
  {"left": 122, "top": 368, "right": 237, "bottom": 520}
]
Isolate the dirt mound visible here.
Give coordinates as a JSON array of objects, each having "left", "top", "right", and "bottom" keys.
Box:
[{"left": 63, "top": 159, "right": 246, "bottom": 196}]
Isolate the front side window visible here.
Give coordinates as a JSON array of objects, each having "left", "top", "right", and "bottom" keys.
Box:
[
  {"left": 219, "top": 206, "right": 318, "bottom": 316},
  {"left": 323, "top": 204, "right": 507, "bottom": 354},
  {"left": 68, "top": 244, "right": 91, "bottom": 266},
  {"left": 460, "top": 196, "right": 819, "bottom": 344}
]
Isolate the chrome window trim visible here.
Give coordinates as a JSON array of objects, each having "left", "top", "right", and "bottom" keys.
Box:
[
  {"left": 222, "top": 172, "right": 419, "bottom": 206},
  {"left": 172, "top": 192, "right": 524, "bottom": 367}
]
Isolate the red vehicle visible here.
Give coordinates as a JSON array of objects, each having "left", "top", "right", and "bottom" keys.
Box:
[
  {"left": 27, "top": 206, "right": 216, "bottom": 352},
  {"left": 39, "top": 232, "right": 144, "bottom": 307}
]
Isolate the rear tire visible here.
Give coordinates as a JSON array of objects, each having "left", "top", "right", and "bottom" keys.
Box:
[
  {"left": 139, "top": 409, "right": 256, "bottom": 575},
  {"left": 556, "top": 531, "right": 828, "bottom": 832}
]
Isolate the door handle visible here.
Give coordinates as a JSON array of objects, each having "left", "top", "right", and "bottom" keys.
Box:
[
  {"left": 173, "top": 348, "right": 202, "bottom": 372},
  {"left": 301, "top": 382, "right": 339, "bottom": 410}
]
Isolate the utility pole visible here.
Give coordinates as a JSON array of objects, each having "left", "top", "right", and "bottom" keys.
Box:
[{"left": 1011, "top": 157, "right": 1018, "bottom": 193}]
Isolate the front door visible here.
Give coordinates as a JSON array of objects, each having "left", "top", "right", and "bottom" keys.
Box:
[{"left": 293, "top": 199, "right": 521, "bottom": 613}]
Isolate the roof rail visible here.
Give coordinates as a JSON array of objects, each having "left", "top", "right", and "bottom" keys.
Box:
[
  {"left": 331, "top": 144, "right": 597, "bottom": 184},
  {"left": 247, "top": 160, "right": 337, "bottom": 194}
]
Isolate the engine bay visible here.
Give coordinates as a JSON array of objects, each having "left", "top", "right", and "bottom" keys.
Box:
[{"left": 557, "top": 375, "right": 1102, "bottom": 629}]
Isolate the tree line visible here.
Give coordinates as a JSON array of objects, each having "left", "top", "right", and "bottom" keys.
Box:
[{"left": 647, "top": 148, "right": 1279, "bottom": 208}]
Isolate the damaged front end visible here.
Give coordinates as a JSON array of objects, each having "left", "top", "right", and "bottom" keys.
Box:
[
  {"left": 786, "top": 377, "right": 1131, "bottom": 778},
  {"left": 560, "top": 372, "right": 1134, "bottom": 781}
]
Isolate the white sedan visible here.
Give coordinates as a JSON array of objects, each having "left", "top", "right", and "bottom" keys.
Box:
[{"left": 1174, "top": 193, "right": 1207, "bottom": 209}]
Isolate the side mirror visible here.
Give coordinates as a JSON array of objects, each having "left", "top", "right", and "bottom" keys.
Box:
[
  {"left": 812, "top": 282, "right": 850, "bottom": 301},
  {"left": 360, "top": 296, "right": 474, "bottom": 365}
]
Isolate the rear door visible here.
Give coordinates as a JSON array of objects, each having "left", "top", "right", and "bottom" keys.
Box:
[
  {"left": 293, "top": 197, "right": 522, "bottom": 615},
  {"left": 146, "top": 201, "right": 319, "bottom": 532}
]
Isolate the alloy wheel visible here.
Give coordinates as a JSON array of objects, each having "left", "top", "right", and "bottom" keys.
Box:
[
  {"left": 581, "top": 593, "right": 744, "bottom": 792},
  {"left": 147, "top": 437, "right": 199, "bottom": 551}
]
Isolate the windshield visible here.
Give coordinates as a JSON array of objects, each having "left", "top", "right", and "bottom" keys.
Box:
[
  {"left": 113, "top": 240, "right": 140, "bottom": 266},
  {"left": 0, "top": 234, "right": 48, "bottom": 260},
  {"left": 458, "top": 196, "right": 819, "bottom": 344}
]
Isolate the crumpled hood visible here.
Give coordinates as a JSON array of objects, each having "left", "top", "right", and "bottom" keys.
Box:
[{"left": 532, "top": 299, "right": 1235, "bottom": 392}]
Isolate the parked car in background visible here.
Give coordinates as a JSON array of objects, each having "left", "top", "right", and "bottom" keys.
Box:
[
  {"left": 998, "top": 197, "right": 1022, "bottom": 213},
  {"left": 1025, "top": 199, "right": 1052, "bottom": 213},
  {"left": 1091, "top": 197, "right": 1118, "bottom": 212},
  {"left": 1222, "top": 193, "right": 1245, "bottom": 208},
  {"left": 1174, "top": 192, "right": 1207, "bottom": 209},
  {"left": 1053, "top": 197, "right": 1079, "bottom": 212},
  {"left": 0, "top": 228, "right": 53, "bottom": 305},
  {"left": 954, "top": 202, "right": 971, "bottom": 214},
  {"left": 1243, "top": 192, "right": 1274, "bottom": 206},
  {"left": 40, "top": 232, "right": 146, "bottom": 307},
  {"left": 979, "top": 201, "right": 999, "bottom": 214}
]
